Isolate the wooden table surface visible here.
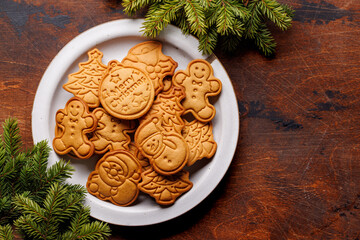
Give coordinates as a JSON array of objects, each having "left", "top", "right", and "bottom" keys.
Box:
[{"left": 1, "top": 0, "right": 359, "bottom": 239}]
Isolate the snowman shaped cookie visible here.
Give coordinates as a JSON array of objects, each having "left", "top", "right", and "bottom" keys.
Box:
[{"left": 135, "top": 117, "right": 189, "bottom": 175}]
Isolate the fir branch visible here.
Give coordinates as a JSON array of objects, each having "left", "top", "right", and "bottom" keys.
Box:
[
  {"left": 2, "top": 118, "right": 22, "bottom": 158},
  {"left": 184, "top": 0, "right": 207, "bottom": 35},
  {"left": 253, "top": 22, "right": 276, "bottom": 56},
  {"left": 215, "top": 0, "right": 247, "bottom": 35},
  {"left": 198, "top": 27, "right": 218, "bottom": 55},
  {"left": 43, "top": 183, "right": 67, "bottom": 216},
  {"left": 75, "top": 221, "right": 111, "bottom": 240},
  {"left": 282, "top": 3, "right": 295, "bottom": 18},
  {"left": 122, "top": 0, "right": 153, "bottom": 15},
  {"left": 257, "top": 0, "right": 292, "bottom": 30},
  {"left": 54, "top": 184, "right": 86, "bottom": 223},
  {"left": 0, "top": 118, "right": 111, "bottom": 239},
  {"left": 31, "top": 140, "right": 51, "bottom": 181},
  {"left": 14, "top": 194, "right": 47, "bottom": 223},
  {"left": 229, "top": 0, "right": 249, "bottom": 19},
  {"left": 243, "top": 0, "right": 263, "bottom": 39},
  {"left": 141, "top": 1, "right": 184, "bottom": 37},
  {"left": 0, "top": 142, "right": 6, "bottom": 169},
  {"left": 220, "top": 33, "right": 242, "bottom": 53},
  {"left": 122, "top": 0, "right": 294, "bottom": 55},
  {"left": 45, "top": 160, "right": 74, "bottom": 186},
  {"left": 216, "top": 0, "right": 237, "bottom": 35},
  {"left": 198, "top": 0, "right": 213, "bottom": 9},
  {"left": 14, "top": 215, "right": 45, "bottom": 240},
  {"left": 174, "top": 9, "right": 191, "bottom": 35},
  {"left": 0, "top": 224, "right": 13, "bottom": 240},
  {"left": 61, "top": 207, "right": 91, "bottom": 239}
]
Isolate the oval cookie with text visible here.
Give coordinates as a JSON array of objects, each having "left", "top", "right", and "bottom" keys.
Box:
[{"left": 99, "top": 60, "right": 155, "bottom": 120}]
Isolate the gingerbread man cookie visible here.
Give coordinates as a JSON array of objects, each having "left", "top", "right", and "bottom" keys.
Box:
[
  {"left": 63, "top": 48, "right": 107, "bottom": 108},
  {"left": 138, "top": 167, "right": 193, "bottom": 205},
  {"left": 135, "top": 117, "right": 189, "bottom": 175},
  {"left": 122, "top": 41, "right": 178, "bottom": 95},
  {"left": 99, "top": 60, "right": 155, "bottom": 120},
  {"left": 91, "top": 108, "right": 137, "bottom": 154},
  {"left": 173, "top": 59, "right": 222, "bottom": 122},
  {"left": 86, "top": 150, "right": 142, "bottom": 206},
  {"left": 53, "top": 97, "right": 97, "bottom": 159}
]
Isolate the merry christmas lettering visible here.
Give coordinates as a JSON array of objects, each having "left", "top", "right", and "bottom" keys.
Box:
[{"left": 102, "top": 70, "right": 148, "bottom": 106}]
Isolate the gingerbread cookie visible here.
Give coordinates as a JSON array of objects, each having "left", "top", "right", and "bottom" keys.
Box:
[
  {"left": 162, "top": 76, "right": 173, "bottom": 92},
  {"left": 173, "top": 59, "right": 222, "bottom": 122},
  {"left": 53, "top": 97, "right": 97, "bottom": 159},
  {"left": 99, "top": 60, "right": 155, "bottom": 120},
  {"left": 63, "top": 48, "right": 107, "bottom": 108},
  {"left": 135, "top": 117, "right": 189, "bottom": 175},
  {"left": 138, "top": 168, "right": 193, "bottom": 205},
  {"left": 90, "top": 108, "right": 137, "bottom": 154},
  {"left": 128, "top": 142, "right": 151, "bottom": 171},
  {"left": 122, "top": 41, "right": 178, "bottom": 95},
  {"left": 140, "top": 86, "right": 185, "bottom": 134},
  {"left": 182, "top": 120, "right": 217, "bottom": 166},
  {"left": 87, "top": 150, "right": 142, "bottom": 206}
]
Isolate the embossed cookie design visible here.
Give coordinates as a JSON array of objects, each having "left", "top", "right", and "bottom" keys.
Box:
[
  {"left": 135, "top": 117, "right": 189, "bottom": 175},
  {"left": 63, "top": 48, "right": 107, "bottom": 108},
  {"left": 99, "top": 60, "right": 155, "bottom": 120},
  {"left": 87, "top": 150, "right": 142, "bottom": 206},
  {"left": 140, "top": 86, "right": 186, "bottom": 134},
  {"left": 91, "top": 108, "right": 137, "bottom": 154},
  {"left": 122, "top": 41, "right": 178, "bottom": 95},
  {"left": 53, "top": 97, "right": 97, "bottom": 159},
  {"left": 138, "top": 168, "right": 193, "bottom": 205},
  {"left": 128, "top": 142, "right": 151, "bottom": 171},
  {"left": 173, "top": 59, "right": 222, "bottom": 122},
  {"left": 182, "top": 120, "right": 217, "bottom": 166}
]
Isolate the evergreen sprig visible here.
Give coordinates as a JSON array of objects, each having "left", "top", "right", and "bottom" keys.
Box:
[
  {"left": 122, "top": 0, "right": 294, "bottom": 56},
  {"left": 0, "top": 118, "right": 111, "bottom": 240}
]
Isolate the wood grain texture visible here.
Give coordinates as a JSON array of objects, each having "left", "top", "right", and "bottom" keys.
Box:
[{"left": 0, "top": 0, "right": 359, "bottom": 239}]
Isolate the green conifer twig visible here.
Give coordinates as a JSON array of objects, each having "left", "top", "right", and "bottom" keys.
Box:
[
  {"left": 122, "top": 0, "right": 294, "bottom": 56},
  {"left": 0, "top": 118, "right": 111, "bottom": 239}
]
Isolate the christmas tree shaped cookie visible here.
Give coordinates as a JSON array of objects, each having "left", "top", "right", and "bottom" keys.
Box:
[
  {"left": 138, "top": 168, "right": 193, "bottom": 205},
  {"left": 63, "top": 48, "right": 107, "bottom": 108},
  {"left": 182, "top": 119, "right": 217, "bottom": 166}
]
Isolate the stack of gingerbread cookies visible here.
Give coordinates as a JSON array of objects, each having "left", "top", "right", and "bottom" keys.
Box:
[{"left": 52, "top": 41, "right": 222, "bottom": 206}]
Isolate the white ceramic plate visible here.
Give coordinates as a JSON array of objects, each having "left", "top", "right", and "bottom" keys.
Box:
[{"left": 32, "top": 19, "right": 239, "bottom": 226}]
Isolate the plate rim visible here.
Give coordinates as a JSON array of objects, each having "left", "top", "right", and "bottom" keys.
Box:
[{"left": 31, "top": 18, "right": 239, "bottom": 226}]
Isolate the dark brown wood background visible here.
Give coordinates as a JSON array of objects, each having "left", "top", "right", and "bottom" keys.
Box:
[{"left": 0, "top": 0, "right": 359, "bottom": 239}]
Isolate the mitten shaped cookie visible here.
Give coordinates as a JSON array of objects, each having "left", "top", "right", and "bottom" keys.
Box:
[
  {"left": 173, "top": 59, "right": 222, "bottom": 122},
  {"left": 53, "top": 97, "right": 97, "bottom": 159},
  {"left": 122, "top": 41, "right": 178, "bottom": 95},
  {"left": 87, "top": 150, "right": 142, "bottom": 206}
]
